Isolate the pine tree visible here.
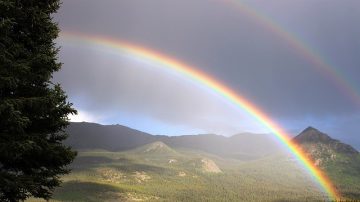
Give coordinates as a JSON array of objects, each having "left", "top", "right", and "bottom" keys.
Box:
[{"left": 0, "top": 0, "right": 76, "bottom": 201}]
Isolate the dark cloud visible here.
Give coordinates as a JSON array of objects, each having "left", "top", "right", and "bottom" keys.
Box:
[
  {"left": 54, "top": 0, "right": 360, "bottom": 147},
  {"left": 55, "top": 43, "right": 266, "bottom": 135}
]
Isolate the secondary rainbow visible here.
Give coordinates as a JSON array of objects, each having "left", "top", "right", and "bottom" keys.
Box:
[
  {"left": 223, "top": 0, "right": 360, "bottom": 107},
  {"left": 59, "top": 32, "right": 340, "bottom": 200}
]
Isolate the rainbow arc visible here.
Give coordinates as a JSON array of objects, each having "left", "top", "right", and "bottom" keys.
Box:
[
  {"left": 59, "top": 32, "right": 340, "bottom": 200},
  {"left": 225, "top": 0, "right": 360, "bottom": 106}
]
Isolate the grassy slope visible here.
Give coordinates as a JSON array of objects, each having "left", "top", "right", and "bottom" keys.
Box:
[
  {"left": 29, "top": 148, "right": 331, "bottom": 202},
  {"left": 325, "top": 153, "right": 360, "bottom": 200},
  {"left": 298, "top": 142, "right": 360, "bottom": 200}
]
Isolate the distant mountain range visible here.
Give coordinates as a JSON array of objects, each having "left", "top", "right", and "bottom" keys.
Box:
[
  {"left": 65, "top": 122, "right": 358, "bottom": 161},
  {"left": 65, "top": 122, "right": 281, "bottom": 160},
  {"left": 65, "top": 122, "right": 155, "bottom": 151},
  {"left": 64, "top": 122, "right": 360, "bottom": 200}
]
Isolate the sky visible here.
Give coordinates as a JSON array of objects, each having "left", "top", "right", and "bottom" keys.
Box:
[{"left": 54, "top": 0, "right": 360, "bottom": 149}]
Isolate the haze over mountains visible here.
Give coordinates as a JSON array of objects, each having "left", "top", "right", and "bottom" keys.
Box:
[
  {"left": 65, "top": 122, "right": 358, "bottom": 161},
  {"left": 65, "top": 122, "right": 283, "bottom": 160},
  {"left": 57, "top": 122, "right": 360, "bottom": 200}
]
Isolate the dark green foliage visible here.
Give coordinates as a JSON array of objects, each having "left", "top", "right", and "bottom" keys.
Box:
[
  {"left": 0, "top": 0, "right": 76, "bottom": 201},
  {"left": 325, "top": 154, "right": 360, "bottom": 200},
  {"left": 26, "top": 141, "right": 360, "bottom": 201},
  {"left": 43, "top": 150, "right": 328, "bottom": 202}
]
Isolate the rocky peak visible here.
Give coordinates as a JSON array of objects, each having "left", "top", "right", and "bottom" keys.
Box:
[
  {"left": 293, "top": 127, "right": 358, "bottom": 155},
  {"left": 293, "top": 127, "right": 333, "bottom": 144}
]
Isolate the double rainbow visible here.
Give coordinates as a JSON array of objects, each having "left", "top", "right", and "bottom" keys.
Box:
[
  {"left": 225, "top": 0, "right": 360, "bottom": 107},
  {"left": 59, "top": 32, "right": 340, "bottom": 200}
]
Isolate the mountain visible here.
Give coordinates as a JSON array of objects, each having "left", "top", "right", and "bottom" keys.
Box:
[
  {"left": 294, "top": 127, "right": 333, "bottom": 144},
  {"left": 129, "top": 141, "right": 178, "bottom": 157},
  {"left": 65, "top": 122, "right": 157, "bottom": 151},
  {"left": 57, "top": 140, "right": 329, "bottom": 201},
  {"left": 293, "top": 127, "right": 360, "bottom": 199},
  {"left": 65, "top": 122, "right": 281, "bottom": 159},
  {"left": 60, "top": 123, "right": 360, "bottom": 200},
  {"left": 294, "top": 127, "right": 358, "bottom": 162},
  {"left": 66, "top": 123, "right": 359, "bottom": 162},
  {"left": 161, "top": 133, "right": 281, "bottom": 159}
]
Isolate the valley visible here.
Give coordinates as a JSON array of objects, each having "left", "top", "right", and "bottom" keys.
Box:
[{"left": 28, "top": 123, "right": 360, "bottom": 201}]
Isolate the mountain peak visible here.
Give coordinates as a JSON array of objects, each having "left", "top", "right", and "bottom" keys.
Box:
[
  {"left": 144, "top": 141, "right": 169, "bottom": 152},
  {"left": 293, "top": 127, "right": 358, "bottom": 155},
  {"left": 302, "top": 126, "right": 319, "bottom": 133},
  {"left": 131, "top": 141, "right": 178, "bottom": 156},
  {"left": 294, "top": 127, "right": 332, "bottom": 144}
]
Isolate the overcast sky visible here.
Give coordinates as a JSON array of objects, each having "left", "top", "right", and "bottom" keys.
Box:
[{"left": 54, "top": 0, "right": 360, "bottom": 148}]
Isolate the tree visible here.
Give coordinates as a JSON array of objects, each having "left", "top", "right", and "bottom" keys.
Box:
[{"left": 0, "top": 0, "right": 76, "bottom": 201}]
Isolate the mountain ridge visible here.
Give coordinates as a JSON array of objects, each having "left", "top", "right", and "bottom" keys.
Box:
[
  {"left": 65, "top": 122, "right": 281, "bottom": 160},
  {"left": 65, "top": 122, "right": 358, "bottom": 161},
  {"left": 64, "top": 122, "right": 360, "bottom": 200},
  {"left": 294, "top": 126, "right": 358, "bottom": 155}
]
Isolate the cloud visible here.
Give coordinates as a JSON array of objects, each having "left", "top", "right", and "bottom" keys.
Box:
[
  {"left": 54, "top": 0, "right": 360, "bottom": 143},
  {"left": 68, "top": 109, "right": 101, "bottom": 123},
  {"left": 55, "top": 43, "right": 267, "bottom": 135}
]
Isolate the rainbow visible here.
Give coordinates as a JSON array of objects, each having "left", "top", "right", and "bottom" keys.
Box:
[
  {"left": 224, "top": 0, "right": 360, "bottom": 107},
  {"left": 59, "top": 32, "right": 340, "bottom": 200}
]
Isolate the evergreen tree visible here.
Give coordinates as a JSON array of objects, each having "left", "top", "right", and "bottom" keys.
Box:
[{"left": 0, "top": 0, "right": 76, "bottom": 201}]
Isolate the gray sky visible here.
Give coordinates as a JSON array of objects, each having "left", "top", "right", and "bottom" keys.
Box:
[{"left": 54, "top": 0, "right": 360, "bottom": 148}]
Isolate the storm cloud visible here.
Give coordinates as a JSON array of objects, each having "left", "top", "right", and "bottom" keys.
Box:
[{"left": 54, "top": 0, "right": 360, "bottom": 147}]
